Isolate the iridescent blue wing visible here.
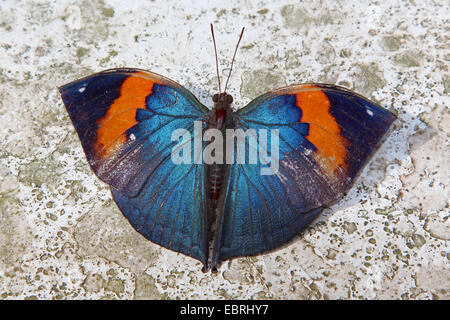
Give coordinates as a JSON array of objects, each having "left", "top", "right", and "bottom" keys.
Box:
[
  {"left": 213, "top": 84, "right": 396, "bottom": 265},
  {"left": 59, "top": 68, "right": 210, "bottom": 267}
]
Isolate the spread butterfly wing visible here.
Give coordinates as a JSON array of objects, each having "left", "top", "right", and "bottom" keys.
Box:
[
  {"left": 213, "top": 84, "right": 396, "bottom": 265},
  {"left": 59, "top": 68, "right": 210, "bottom": 266}
]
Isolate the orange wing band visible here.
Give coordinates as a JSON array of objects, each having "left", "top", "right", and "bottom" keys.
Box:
[
  {"left": 296, "top": 85, "right": 347, "bottom": 174},
  {"left": 96, "top": 73, "right": 154, "bottom": 157}
]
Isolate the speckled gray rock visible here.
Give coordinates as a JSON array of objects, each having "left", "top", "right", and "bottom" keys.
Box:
[{"left": 0, "top": 0, "right": 448, "bottom": 300}]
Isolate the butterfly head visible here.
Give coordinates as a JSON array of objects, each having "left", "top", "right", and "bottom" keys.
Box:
[
  {"left": 212, "top": 92, "right": 233, "bottom": 115},
  {"left": 212, "top": 92, "right": 233, "bottom": 105}
]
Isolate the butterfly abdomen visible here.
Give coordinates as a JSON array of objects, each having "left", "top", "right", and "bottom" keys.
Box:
[{"left": 209, "top": 163, "right": 224, "bottom": 201}]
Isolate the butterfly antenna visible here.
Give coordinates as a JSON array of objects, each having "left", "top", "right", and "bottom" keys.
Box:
[
  {"left": 210, "top": 24, "right": 221, "bottom": 94},
  {"left": 224, "top": 27, "right": 245, "bottom": 93}
]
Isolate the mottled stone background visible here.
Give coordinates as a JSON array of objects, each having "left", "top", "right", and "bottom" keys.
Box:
[{"left": 0, "top": 0, "right": 448, "bottom": 299}]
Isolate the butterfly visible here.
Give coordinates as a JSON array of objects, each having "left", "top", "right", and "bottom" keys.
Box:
[{"left": 59, "top": 26, "right": 396, "bottom": 272}]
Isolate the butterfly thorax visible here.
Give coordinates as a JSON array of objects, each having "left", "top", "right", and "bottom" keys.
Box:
[{"left": 212, "top": 93, "right": 232, "bottom": 129}]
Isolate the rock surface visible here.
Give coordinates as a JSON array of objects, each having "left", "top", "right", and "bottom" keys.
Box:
[{"left": 0, "top": 0, "right": 448, "bottom": 299}]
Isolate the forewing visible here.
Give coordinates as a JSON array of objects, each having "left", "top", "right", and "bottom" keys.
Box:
[{"left": 237, "top": 83, "right": 396, "bottom": 211}]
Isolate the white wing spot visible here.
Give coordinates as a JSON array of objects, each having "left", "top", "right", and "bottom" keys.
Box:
[
  {"left": 78, "top": 86, "right": 86, "bottom": 93},
  {"left": 366, "top": 109, "right": 374, "bottom": 116},
  {"left": 129, "top": 133, "right": 136, "bottom": 141}
]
